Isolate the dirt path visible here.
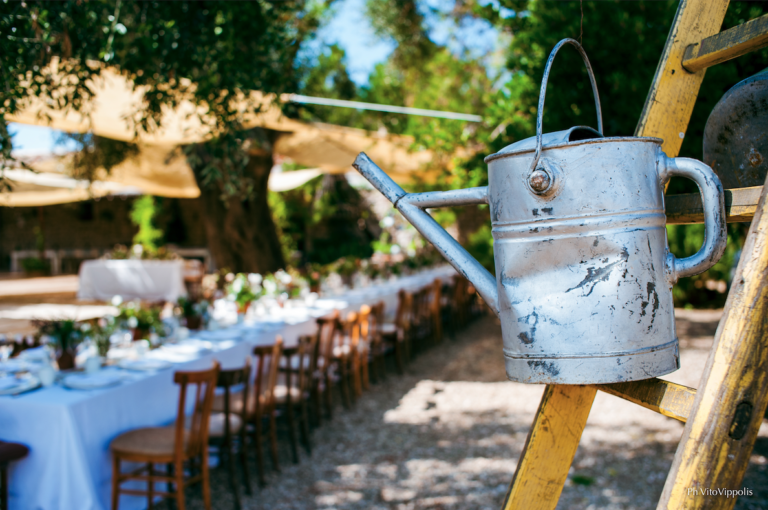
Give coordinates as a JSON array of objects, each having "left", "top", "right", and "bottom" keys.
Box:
[{"left": 178, "top": 310, "right": 768, "bottom": 509}]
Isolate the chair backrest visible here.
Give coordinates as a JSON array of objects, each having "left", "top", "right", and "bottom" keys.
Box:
[
  {"left": 294, "top": 334, "right": 317, "bottom": 394},
  {"left": 217, "top": 359, "right": 251, "bottom": 429},
  {"left": 316, "top": 311, "right": 340, "bottom": 373},
  {"left": 358, "top": 305, "right": 372, "bottom": 347},
  {"left": 440, "top": 279, "right": 455, "bottom": 307},
  {"left": 430, "top": 280, "right": 442, "bottom": 317},
  {"left": 339, "top": 311, "right": 360, "bottom": 351},
  {"left": 414, "top": 287, "right": 430, "bottom": 323},
  {"left": 395, "top": 290, "right": 413, "bottom": 333},
  {"left": 253, "top": 337, "right": 284, "bottom": 415},
  {"left": 451, "top": 275, "right": 469, "bottom": 325},
  {"left": 173, "top": 362, "right": 220, "bottom": 460},
  {"left": 362, "top": 302, "right": 384, "bottom": 347},
  {"left": 431, "top": 279, "right": 442, "bottom": 312}
]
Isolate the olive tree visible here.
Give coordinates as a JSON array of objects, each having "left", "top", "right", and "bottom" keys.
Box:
[{"left": 1, "top": 0, "right": 329, "bottom": 272}]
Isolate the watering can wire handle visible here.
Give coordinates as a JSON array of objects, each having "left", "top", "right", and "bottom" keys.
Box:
[
  {"left": 660, "top": 155, "right": 727, "bottom": 282},
  {"left": 530, "top": 38, "right": 604, "bottom": 174}
]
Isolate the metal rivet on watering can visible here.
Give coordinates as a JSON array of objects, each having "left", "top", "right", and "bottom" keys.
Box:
[
  {"left": 528, "top": 168, "right": 551, "bottom": 193},
  {"left": 352, "top": 38, "right": 728, "bottom": 385}
]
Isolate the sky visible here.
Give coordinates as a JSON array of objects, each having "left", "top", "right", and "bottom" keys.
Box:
[{"left": 10, "top": 0, "right": 501, "bottom": 155}]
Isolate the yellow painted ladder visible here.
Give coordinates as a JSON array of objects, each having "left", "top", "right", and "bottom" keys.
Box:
[{"left": 501, "top": 1, "right": 768, "bottom": 509}]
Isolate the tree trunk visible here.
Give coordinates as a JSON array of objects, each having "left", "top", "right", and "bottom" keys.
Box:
[
  {"left": 189, "top": 137, "right": 285, "bottom": 274},
  {"left": 456, "top": 205, "right": 489, "bottom": 245}
]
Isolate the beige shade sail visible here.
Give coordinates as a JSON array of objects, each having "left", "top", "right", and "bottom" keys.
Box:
[
  {"left": 2, "top": 145, "right": 198, "bottom": 207},
  {"left": 0, "top": 183, "right": 123, "bottom": 207},
  {"left": 105, "top": 145, "right": 200, "bottom": 198},
  {"left": 273, "top": 122, "right": 440, "bottom": 182},
  {"left": 8, "top": 67, "right": 308, "bottom": 146},
  {"left": 6, "top": 65, "right": 454, "bottom": 205},
  {"left": 3, "top": 120, "right": 444, "bottom": 206}
]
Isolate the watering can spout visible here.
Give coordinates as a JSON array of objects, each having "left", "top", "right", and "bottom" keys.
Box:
[{"left": 353, "top": 152, "right": 499, "bottom": 316}]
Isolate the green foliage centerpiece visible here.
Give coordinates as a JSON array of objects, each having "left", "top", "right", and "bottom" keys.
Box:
[
  {"left": 226, "top": 273, "right": 263, "bottom": 315},
  {"left": 117, "top": 301, "right": 166, "bottom": 341},
  {"left": 33, "top": 319, "right": 83, "bottom": 370}
]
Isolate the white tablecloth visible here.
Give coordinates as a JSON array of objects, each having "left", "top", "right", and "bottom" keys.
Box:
[
  {"left": 78, "top": 260, "right": 187, "bottom": 302},
  {"left": 1, "top": 266, "right": 456, "bottom": 510}
]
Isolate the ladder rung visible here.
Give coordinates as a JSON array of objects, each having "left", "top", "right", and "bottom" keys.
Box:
[
  {"left": 682, "top": 14, "right": 768, "bottom": 73},
  {"left": 665, "top": 185, "right": 762, "bottom": 225},
  {"left": 595, "top": 378, "right": 697, "bottom": 423}
]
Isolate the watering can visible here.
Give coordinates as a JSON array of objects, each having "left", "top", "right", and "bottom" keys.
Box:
[{"left": 353, "top": 39, "right": 727, "bottom": 384}]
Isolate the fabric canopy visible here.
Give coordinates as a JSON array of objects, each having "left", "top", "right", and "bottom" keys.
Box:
[
  {"left": 3, "top": 145, "right": 200, "bottom": 207},
  {"left": 6, "top": 66, "right": 452, "bottom": 206},
  {"left": 7, "top": 68, "right": 305, "bottom": 146}
]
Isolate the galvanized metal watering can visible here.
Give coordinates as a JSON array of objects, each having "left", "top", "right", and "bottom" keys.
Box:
[{"left": 353, "top": 39, "right": 727, "bottom": 384}]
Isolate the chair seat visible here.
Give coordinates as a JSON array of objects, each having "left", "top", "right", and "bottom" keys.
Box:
[
  {"left": 0, "top": 441, "right": 29, "bottom": 463},
  {"left": 185, "top": 413, "right": 242, "bottom": 438},
  {"left": 212, "top": 390, "right": 255, "bottom": 416},
  {"left": 111, "top": 427, "right": 188, "bottom": 460}
]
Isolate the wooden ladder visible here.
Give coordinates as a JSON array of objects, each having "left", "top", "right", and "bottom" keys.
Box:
[{"left": 502, "top": 1, "right": 768, "bottom": 509}]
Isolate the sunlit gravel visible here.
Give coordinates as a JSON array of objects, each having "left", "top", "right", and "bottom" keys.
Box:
[{"left": 162, "top": 309, "right": 768, "bottom": 509}]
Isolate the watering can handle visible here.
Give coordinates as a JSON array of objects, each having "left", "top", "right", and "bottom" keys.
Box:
[
  {"left": 530, "top": 38, "right": 604, "bottom": 174},
  {"left": 659, "top": 155, "right": 727, "bottom": 282}
]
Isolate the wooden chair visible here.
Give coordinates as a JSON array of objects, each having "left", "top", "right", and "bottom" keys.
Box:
[
  {"left": 274, "top": 334, "right": 316, "bottom": 462},
  {"left": 0, "top": 440, "right": 29, "bottom": 510},
  {"left": 313, "top": 312, "right": 340, "bottom": 423},
  {"left": 439, "top": 278, "right": 456, "bottom": 337},
  {"left": 367, "top": 302, "right": 388, "bottom": 382},
  {"left": 450, "top": 275, "right": 470, "bottom": 330},
  {"left": 209, "top": 361, "right": 252, "bottom": 510},
  {"left": 380, "top": 290, "right": 412, "bottom": 374},
  {"left": 429, "top": 279, "right": 443, "bottom": 345},
  {"left": 357, "top": 303, "right": 381, "bottom": 389},
  {"left": 410, "top": 286, "right": 433, "bottom": 354},
  {"left": 110, "top": 362, "right": 220, "bottom": 510},
  {"left": 251, "top": 338, "right": 283, "bottom": 486},
  {"left": 332, "top": 312, "right": 358, "bottom": 405}
]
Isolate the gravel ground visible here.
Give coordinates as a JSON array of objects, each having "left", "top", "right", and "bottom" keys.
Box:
[{"left": 166, "top": 309, "right": 768, "bottom": 509}]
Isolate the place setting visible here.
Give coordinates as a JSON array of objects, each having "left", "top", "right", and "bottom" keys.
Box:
[
  {"left": 59, "top": 370, "right": 126, "bottom": 391},
  {"left": 0, "top": 372, "right": 41, "bottom": 397}
]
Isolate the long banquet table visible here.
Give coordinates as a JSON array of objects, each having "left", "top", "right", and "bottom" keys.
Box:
[{"left": 0, "top": 266, "right": 456, "bottom": 510}]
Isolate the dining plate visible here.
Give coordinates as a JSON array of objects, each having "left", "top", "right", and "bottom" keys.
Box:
[
  {"left": 61, "top": 372, "right": 124, "bottom": 390},
  {"left": 159, "top": 343, "right": 211, "bottom": 355},
  {"left": 0, "top": 373, "right": 41, "bottom": 396},
  {"left": 0, "top": 359, "right": 41, "bottom": 374},
  {"left": 117, "top": 358, "right": 172, "bottom": 372}
]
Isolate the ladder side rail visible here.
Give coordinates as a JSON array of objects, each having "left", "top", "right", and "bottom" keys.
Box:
[
  {"left": 635, "top": 0, "right": 731, "bottom": 156},
  {"left": 501, "top": 385, "right": 597, "bottom": 510},
  {"left": 658, "top": 175, "right": 768, "bottom": 509},
  {"left": 502, "top": 1, "right": 731, "bottom": 509}
]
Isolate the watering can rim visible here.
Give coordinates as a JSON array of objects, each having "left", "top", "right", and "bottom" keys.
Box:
[{"left": 484, "top": 134, "right": 664, "bottom": 164}]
